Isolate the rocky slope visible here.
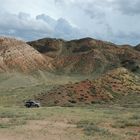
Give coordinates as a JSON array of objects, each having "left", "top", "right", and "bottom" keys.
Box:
[
  {"left": 36, "top": 67, "right": 140, "bottom": 106},
  {"left": 0, "top": 37, "right": 139, "bottom": 74},
  {"left": 28, "top": 37, "right": 140, "bottom": 75},
  {"left": 0, "top": 37, "right": 52, "bottom": 73},
  {"left": 0, "top": 36, "right": 140, "bottom": 106},
  {"left": 135, "top": 44, "right": 140, "bottom": 51}
]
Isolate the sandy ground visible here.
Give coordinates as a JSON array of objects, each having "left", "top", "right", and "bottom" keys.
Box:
[
  {"left": 0, "top": 106, "right": 140, "bottom": 140},
  {"left": 1, "top": 120, "right": 139, "bottom": 140},
  {"left": 0, "top": 120, "right": 83, "bottom": 140}
]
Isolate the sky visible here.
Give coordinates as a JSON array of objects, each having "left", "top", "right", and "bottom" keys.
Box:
[{"left": 0, "top": 0, "right": 140, "bottom": 45}]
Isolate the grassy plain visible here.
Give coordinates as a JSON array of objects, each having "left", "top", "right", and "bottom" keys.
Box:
[{"left": 0, "top": 72, "right": 140, "bottom": 140}]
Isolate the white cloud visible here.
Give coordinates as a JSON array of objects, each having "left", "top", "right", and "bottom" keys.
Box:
[
  {"left": 0, "top": 0, "right": 140, "bottom": 45},
  {"left": 112, "top": 0, "right": 140, "bottom": 15},
  {"left": 0, "top": 12, "right": 84, "bottom": 41}
]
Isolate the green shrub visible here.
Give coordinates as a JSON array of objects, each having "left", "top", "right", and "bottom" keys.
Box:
[{"left": 77, "top": 120, "right": 110, "bottom": 136}]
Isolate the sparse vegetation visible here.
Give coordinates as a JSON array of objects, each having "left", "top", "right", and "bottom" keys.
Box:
[
  {"left": 90, "top": 87, "right": 96, "bottom": 95},
  {"left": 0, "top": 37, "right": 140, "bottom": 140},
  {"left": 112, "top": 119, "right": 140, "bottom": 128},
  {"left": 0, "top": 118, "right": 26, "bottom": 128},
  {"left": 0, "top": 104, "right": 139, "bottom": 140},
  {"left": 77, "top": 120, "right": 111, "bottom": 136}
]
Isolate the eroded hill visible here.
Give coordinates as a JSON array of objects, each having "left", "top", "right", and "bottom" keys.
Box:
[
  {"left": 36, "top": 68, "right": 140, "bottom": 106},
  {"left": 0, "top": 37, "right": 139, "bottom": 75},
  {"left": 28, "top": 37, "right": 140, "bottom": 75},
  {"left": 0, "top": 37, "right": 52, "bottom": 73},
  {"left": 0, "top": 37, "right": 140, "bottom": 106}
]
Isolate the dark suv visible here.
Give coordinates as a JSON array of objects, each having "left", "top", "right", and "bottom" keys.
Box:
[{"left": 24, "top": 100, "right": 40, "bottom": 108}]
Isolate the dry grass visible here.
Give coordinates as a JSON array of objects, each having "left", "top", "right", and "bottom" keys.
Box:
[{"left": 0, "top": 104, "right": 140, "bottom": 140}]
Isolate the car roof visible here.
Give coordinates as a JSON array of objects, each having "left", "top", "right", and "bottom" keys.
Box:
[{"left": 26, "top": 100, "right": 35, "bottom": 102}]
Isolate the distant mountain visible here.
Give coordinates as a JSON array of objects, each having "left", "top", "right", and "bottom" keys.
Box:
[
  {"left": 135, "top": 44, "right": 140, "bottom": 51},
  {"left": 28, "top": 37, "right": 140, "bottom": 75},
  {"left": 0, "top": 37, "right": 139, "bottom": 75}
]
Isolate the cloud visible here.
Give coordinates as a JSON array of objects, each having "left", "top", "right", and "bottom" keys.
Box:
[
  {"left": 36, "top": 14, "right": 56, "bottom": 28},
  {"left": 54, "top": 18, "right": 84, "bottom": 39},
  {"left": 36, "top": 14, "right": 85, "bottom": 39},
  {"left": 113, "top": 0, "right": 140, "bottom": 16},
  {"left": 0, "top": 12, "right": 52, "bottom": 40},
  {"left": 114, "top": 31, "right": 140, "bottom": 45},
  {"left": 84, "top": 9, "right": 105, "bottom": 19},
  {"left": 0, "top": 12, "right": 85, "bottom": 41},
  {"left": 0, "top": 0, "right": 140, "bottom": 45}
]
